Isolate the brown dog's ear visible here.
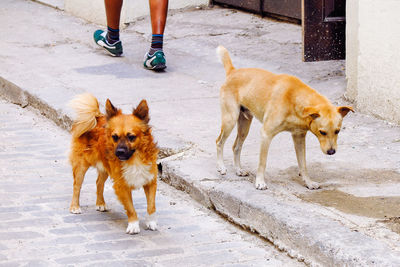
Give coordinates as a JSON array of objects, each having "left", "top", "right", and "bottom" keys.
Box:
[
  {"left": 133, "top": 99, "right": 149, "bottom": 123},
  {"left": 105, "top": 99, "right": 119, "bottom": 119},
  {"left": 337, "top": 106, "right": 354, "bottom": 118},
  {"left": 302, "top": 106, "right": 320, "bottom": 120}
]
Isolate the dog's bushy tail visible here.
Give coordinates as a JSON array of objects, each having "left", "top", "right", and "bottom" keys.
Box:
[
  {"left": 216, "top": 45, "right": 234, "bottom": 76},
  {"left": 69, "top": 93, "right": 102, "bottom": 138}
]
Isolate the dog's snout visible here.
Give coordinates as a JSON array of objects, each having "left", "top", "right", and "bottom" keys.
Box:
[
  {"left": 116, "top": 146, "right": 127, "bottom": 155},
  {"left": 327, "top": 148, "right": 336, "bottom": 155},
  {"left": 115, "top": 144, "right": 134, "bottom": 161}
]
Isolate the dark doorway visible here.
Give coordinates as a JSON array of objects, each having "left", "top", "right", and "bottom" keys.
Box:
[
  {"left": 302, "top": 0, "right": 346, "bottom": 61},
  {"left": 211, "top": 0, "right": 301, "bottom": 23}
]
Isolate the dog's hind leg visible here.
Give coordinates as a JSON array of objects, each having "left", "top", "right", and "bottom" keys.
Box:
[
  {"left": 233, "top": 107, "right": 253, "bottom": 176},
  {"left": 143, "top": 178, "right": 157, "bottom": 231},
  {"left": 292, "top": 132, "right": 320, "bottom": 189},
  {"left": 95, "top": 168, "right": 108, "bottom": 212},
  {"left": 216, "top": 97, "right": 240, "bottom": 175},
  {"left": 70, "top": 161, "right": 90, "bottom": 214}
]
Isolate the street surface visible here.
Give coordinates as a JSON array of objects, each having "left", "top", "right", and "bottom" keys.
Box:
[
  {"left": 1, "top": 0, "right": 400, "bottom": 264},
  {"left": 0, "top": 99, "right": 302, "bottom": 266}
]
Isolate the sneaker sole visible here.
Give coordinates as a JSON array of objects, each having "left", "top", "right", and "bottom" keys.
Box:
[
  {"left": 144, "top": 64, "right": 166, "bottom": 71},
  {"left": 150, "top": 63, "right": 166, "bottom": 70}
]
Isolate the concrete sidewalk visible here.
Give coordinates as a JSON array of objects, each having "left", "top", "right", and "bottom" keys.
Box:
[{"left": 1, "top": 0, "right": 400, "bottom": 265}]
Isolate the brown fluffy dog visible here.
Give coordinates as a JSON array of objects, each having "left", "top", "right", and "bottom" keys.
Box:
[
  {"left": 69, "top": 93, "right": 158, "bottom": 234},
  {"left": 216, "top": 46, "right": 353, "bottom": 190}
]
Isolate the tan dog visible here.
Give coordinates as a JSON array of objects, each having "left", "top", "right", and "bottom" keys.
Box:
[
  {"left": 216, "top": 46, "right": 353, "bottom": 190},
  {"left": 69, "top": 93, "right": 158, "bottom": 234}
]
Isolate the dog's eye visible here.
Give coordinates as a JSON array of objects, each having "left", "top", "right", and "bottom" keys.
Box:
[
  {"left": 112, "top": 134, "right": 119, "bottom": 142},
  {"left": 127, "top": 134, "right": 136, "bottom": 142},
  {"left": 319, "top": 130, "right": 327, "bottom": 136},
  {"left": 335, "top": 130, "right": 340, "bottom": 135}
]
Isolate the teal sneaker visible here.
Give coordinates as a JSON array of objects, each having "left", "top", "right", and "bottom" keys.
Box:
[
  {"left": 143, "top": 51, "right": 166, "bottom": 70},
  {"left": 93, "top": 30, "right": 123, "bottom": 57}
]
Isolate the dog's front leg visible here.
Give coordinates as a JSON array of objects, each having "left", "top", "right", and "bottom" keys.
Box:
[
  {"left": 255, "top": 129, "right": 273, "bottom": 190},
  {"left": 292, "top": 132, "right": 320, "bottom": 189},
  {"left": 114, "top": 182, "right": 140, "bottom": 234},
  {"left": 143, "top": 178, "right": 157, "bottom": 231}
]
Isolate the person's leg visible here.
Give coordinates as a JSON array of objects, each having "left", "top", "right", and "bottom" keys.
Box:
[
  {"left": 93, "top": 0, "right": 123, "bottom": 56},
  {"left": 149, "top": 0, "right": 168, "bottom": 35},
  {"left": 105, "top": 0, "right": 123, "bottom": 44},
  {"left": 144, "top": 0, "right": 168, "bottom": 70},
  {"left": 105, "top": 0, "right": 123, "bottom": 30}
]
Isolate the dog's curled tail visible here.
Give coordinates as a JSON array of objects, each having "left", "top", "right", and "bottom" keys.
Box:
[
  {"left": 216, "top": 45, "right": 234, "bottom": 76},
  {"left": 69, "top": 93, "right": 102, "bottom": 138}
]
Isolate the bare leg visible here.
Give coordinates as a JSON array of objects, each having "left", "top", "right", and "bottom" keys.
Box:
[
  {"left": 149, "top": 0, "right": 169, "bottom": 34},
  {"left": 95, "top": 170, "right": 108, "bottom": 211},
  {"left": 292, "top": 132, "right": 320, "bottom": 189},
  {"left": 233, "top": 110, "right": 253, "bottom": 176},
  {"left": 104, "top": 0, "right": 123, "bottom": 29}
]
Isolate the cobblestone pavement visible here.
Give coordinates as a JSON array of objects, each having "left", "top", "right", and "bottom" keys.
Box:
[{"left": 0, "top": 99, "right": 302, "bottom": 266}]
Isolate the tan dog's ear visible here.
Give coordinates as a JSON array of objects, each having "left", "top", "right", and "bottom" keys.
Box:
[
  {"left": 105, "top": 99, "right": 119, "bottom": 119},
  {"left": 302, "top": 106, "right": 320, "bottom": 120},
  {"left": 337, "top": 106, "right": 354, "bottom": 118},
  {"left": 133, "top": 99, "right": 150, "bottom": 123}
]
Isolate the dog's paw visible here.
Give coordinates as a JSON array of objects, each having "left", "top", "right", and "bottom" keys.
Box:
[
  {"left": 145, "top": 213, "right": 157, "bottom": 231},
  {"left": 146, "top": 220, "right": 157, "bottom": 231},
  {"left": 217, "top": 166, "right": 227, "bottom": 175},
  {"left": 305, "top": 181, "right": 320, "bottom": 190},
  {"left": 126, "top": 221, "right": 140, "bottom": 235},
  {"left": 255, "top": 176, "right": 268, "bottom": 190},
  {"left": 69, "top": 206, "right": 82, "bottom": 214},
  {"left": 235, "top": 168, "right": 249, "bottom": 177},
  {"left": 96, "top": 205, "right": 107, "bottom": 212},
  {"left": 255, "top": 181, "right": 268, "bottom": 190}
]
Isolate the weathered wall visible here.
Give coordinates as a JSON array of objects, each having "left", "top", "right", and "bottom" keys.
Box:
[
  {"left": 346, "top": 0, "right": 400, "bottom": 124},
  {"left": 345, "top": 0, "right": 358, "bottom": 101},
  {"left": 64, "top": 0, "right": 209, "bottom": 26},
  {"left": 65, "top": 0, "right": 106, "bottom": 25}
]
